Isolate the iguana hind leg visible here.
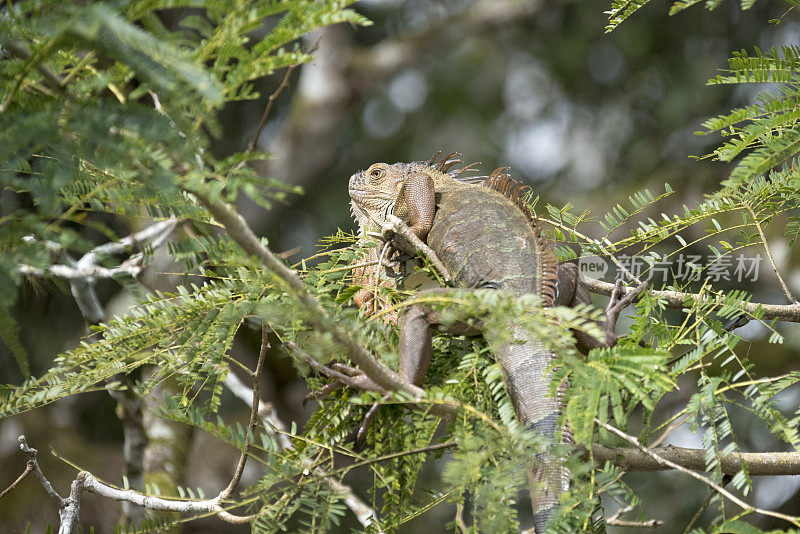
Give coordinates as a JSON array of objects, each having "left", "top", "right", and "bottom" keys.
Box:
[
  {"left": 547, "top": 263, "right": 647, "bottom": 532},
  {"left": 556, "top": 263, "right": 647, "bottom": 353}
]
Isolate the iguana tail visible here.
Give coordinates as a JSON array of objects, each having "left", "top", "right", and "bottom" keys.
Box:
[{"left": 496, "top": 331, "right": 568, "bottom": 533}]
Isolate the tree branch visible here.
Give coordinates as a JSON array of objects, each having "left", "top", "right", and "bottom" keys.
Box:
[
  {"left": 15, "top": 434, "right": 257, "bottom": 532},
  {"left": 191, "top": 190, "right": 447, "bottom": 413},
  {"left": 743, "top": 202, "right": 796, "bottom": 304},
  {"left": 106, "top": 369, "right": 147, "bottom": 525},
  {"left": 591, "top": 443, "right": 800, "bottom": 476},
  {"left": 78, "top": 471, "right": 248, "bottom": 518},
  {"left": 19, "top": 218, "right": 179, "bottom": 323},
  {"left": 17, "top": 435, "right": 65, "bottom": 506},
  {"left": 21, "top": 219, "right": 178, "bottom": 523},
  {"left": 584, "top": 276, "right": 800, "bottom": 323},
  {"left": 223, "top": 367, "right": 381, "bottom": 529},
  {"left": 596, "top": 421, "right": 800, "bottom": 526},
  {"left": 383, "top": 214, "right": 453, "bottom": 283}
]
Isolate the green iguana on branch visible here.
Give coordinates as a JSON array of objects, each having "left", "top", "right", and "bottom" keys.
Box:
[{"left": 316, "top": 153, "right": 645, "bottom": 532}]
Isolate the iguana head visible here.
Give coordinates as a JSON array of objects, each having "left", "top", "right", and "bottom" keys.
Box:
[
  {"left": 348, "top": 161, "right": 436, "bottom": 233},
  {"left": 348, "top": 153, "right": 479, "bottom": 234}
]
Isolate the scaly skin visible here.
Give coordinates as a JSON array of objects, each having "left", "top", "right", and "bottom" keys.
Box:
[
  {"left": 348, "top": 155, "right": 565, "bottom": 532},
  {"left": 350, "top": 245, "right": 400, "bottom": 324}
]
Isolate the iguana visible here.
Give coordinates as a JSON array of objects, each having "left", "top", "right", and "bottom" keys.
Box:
[{"left": 318, "top": 153, "right": 643, "bottom": 532}]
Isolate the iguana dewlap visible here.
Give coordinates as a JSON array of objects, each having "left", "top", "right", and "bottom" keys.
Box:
[{"left": 349, "top": 154, "right": 566, "bottom": 532}]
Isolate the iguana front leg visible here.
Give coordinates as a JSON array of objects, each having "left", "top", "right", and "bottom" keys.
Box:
[
  {"left": 395, "top": 171, "right": 436, "bottom": 241},
  {"left": 356, "top": 300, "right": 480, "bottom": 443},
  {"left": 307, "top": 291, "right": 481, "bottom": 392},
  {"left": 349, "top": 170, "right": 437, "bottom": 321}
]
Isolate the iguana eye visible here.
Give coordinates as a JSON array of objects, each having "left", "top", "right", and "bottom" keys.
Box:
[{"left": 368, "top": 167, "right": 385, "bottom": 179}]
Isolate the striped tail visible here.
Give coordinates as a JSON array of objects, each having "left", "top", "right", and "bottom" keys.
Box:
[{"left": 495, "top": 329, "right": 568, "bottom": 533}]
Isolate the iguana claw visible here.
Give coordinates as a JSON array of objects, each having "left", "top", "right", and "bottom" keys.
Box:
[
  {"left": 303, "top": 356, "right": 384, "bottom": 394},
  {"left": 301, "top": 355, "right": 388, "bottom": 447},
  {"left": 602, "top": 280, "right": 648, "bottom": 346},
  {"left": 356, "top": 394, "right": 391, "bottom": 447}
]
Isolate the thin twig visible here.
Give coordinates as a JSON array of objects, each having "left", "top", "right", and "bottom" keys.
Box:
[
  {"left": 682, "top": 477, "right": 730, "bottom": 534},
  {"left": 345, "top": 441, "right": 456, "bottom": 471},
  {"left": 0, "top": 463, "right": 34, "bottom": 500},
  {"left": 245, "top": 64, "right": 300, "bottom": 155},
  {"left": 743, "top": 202, "right": 796, "bottom": 304},
  {"left": 649, "top": 414, "right": 691, "bottom": 448},
  {"left": 218, "top": 324, "right": 269, "bottom": 501}
]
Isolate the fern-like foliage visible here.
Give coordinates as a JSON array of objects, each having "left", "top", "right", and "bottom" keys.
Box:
[
  {"left": 607, "top": 7, "right": 800, "bottom": 205},
  {"left": 700, "top": 46, "right": 800, "bottom": 193},
  {"left": 605, "top": 0, "right": 767, "bottom": 33},
  {"left": 1, "top": 1, "right": 799, "bottom": 532},
  {"left": 0, "top": 0, "right": 364, "bottom": 371}
]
